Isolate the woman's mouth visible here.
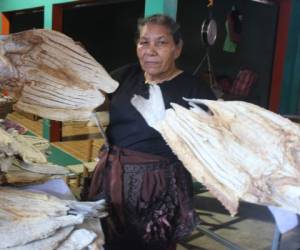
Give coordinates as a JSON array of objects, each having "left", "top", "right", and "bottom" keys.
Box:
[{"left": 144, "top": 61, "right": 160, "bottom": 67}]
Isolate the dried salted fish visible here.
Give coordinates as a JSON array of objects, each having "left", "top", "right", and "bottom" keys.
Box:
[
  {"left": 0, "top": 126, "right": 15, "bottom": 155},
  {"left": 0, "top": 126, "right": 70, "bottom": 184},
  {"left": 0, "top": 29, "right": 118, "bottom": 121},
  {"left": 81, "top": 218, "right": 105, "bottom": 250},
  {"left": 0, "top": 188, "right": 106, "bottom": 249},
  {"left": 0, "top": 226, "right": 74, "bottom": 250},
  {"left": 0, "top": 127, "right": 46, "bottom": 165},
  {"left": 22, "top": 135, "right": 50, "bottom": 152},
  {"left": 17, "top": 161, "right": 69, "bottom": 175},
  {"left": 131, "top": 85, "right": 300, "bottom": 215},
  {"left": 11, "top": 132, "right": 47, "bottom": 164},
  {"left": 0, "top": 187, "right": 70, "bottom": 219},
  {"left": 56, "top": 229, "right": 97, "bottom": 250},
  {"left": 68, "top": 199, "right": 107, "bottom": 218},
  {"left": 2, "top": 170, "right": 55, "bottom": 185},
  {"left": 0, "top": 215, "right": 84, "bottom": 248},
  {"left": 0, "top": 187, "right": 106, "bottom": 219}
]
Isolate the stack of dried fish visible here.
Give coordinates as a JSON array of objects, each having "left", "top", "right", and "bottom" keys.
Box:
[
  {"left": 0, "top": 127, "right": 69, "bottom": 185},
  {"left": 0, "top": 187, "right": 106, "bottom": 249},
  {"left": 0, "top": 29, "right": 118, "bottom": 121},
  {"left": 131, "top": 85, "right": 300, "bottom": 216},
  {"left": 22, "top": 134, "right": 50, "bottom": 153}
]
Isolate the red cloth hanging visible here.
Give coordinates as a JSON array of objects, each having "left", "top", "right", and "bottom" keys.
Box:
[{"left": 230, "top": 70, "right": 257, "bottom": 97}]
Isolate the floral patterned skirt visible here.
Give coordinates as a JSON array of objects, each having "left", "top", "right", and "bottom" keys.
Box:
[{"left": 88, "top": 147, "right": 199, "bottom": 250}]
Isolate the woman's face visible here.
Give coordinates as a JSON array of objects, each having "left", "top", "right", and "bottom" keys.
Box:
[{"left": 136, "top": 23, "right": 182, "bottom": 80}]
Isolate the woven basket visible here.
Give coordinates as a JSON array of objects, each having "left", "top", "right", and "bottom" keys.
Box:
[{"left": 0, "top": 101, "right": 13, "bottom": 119}]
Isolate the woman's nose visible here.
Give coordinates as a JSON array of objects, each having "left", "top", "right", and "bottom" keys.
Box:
[{"left": 145, "top": 43, "right": 158, "bottom": 55}]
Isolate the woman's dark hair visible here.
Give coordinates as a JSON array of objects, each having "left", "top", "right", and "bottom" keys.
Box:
[{"left": 136, "top": 14, "right": 182, "bottom": 45}]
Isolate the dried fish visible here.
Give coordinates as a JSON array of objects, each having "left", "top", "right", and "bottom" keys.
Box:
[
  {"left": 0, "top": 188, "right": 106, "bottom": 249},
  {"left": 0, "top": 187, "right": 106, "bottom": 219},
  {"left": 0, "top": 29, "right": 119, "bottom": 121},
  {"left": 131, "top": 85, "right": 300, "bottom": 215},
  {"left": 0, "top": 126, "right": 71, "bottom": 184},
  {"left": 0, "top": 127, "right": 47, "bottom": 165},
  {"left": 56, "top": 229, "right": 96, "bottom": 250},
  {"left": 0, "top": 215, "right": 84, "bottom": 248},
  {"left": 1, "top": 226, "right": 74, "bottom": 250},
  {"left": 16, "top": 161, "right": 69, "bottom": 175},
  {"left": 22, "top": 135, "right": 50, "bottom": 152},
  {"left": 81, "top": 218, "right": 105, "bottom": 250},
  {"left": 0, "top": 187, "right": 70, "bottom": 219}
]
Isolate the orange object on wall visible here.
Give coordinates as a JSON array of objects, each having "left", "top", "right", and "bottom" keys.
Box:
[{"left": 1, "top": 12, "right": 10, "bottom": 34}]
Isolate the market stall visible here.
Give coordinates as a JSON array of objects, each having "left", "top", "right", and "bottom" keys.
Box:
[{"left": 1, "top": 0, "right": 300, "bottom": 249}]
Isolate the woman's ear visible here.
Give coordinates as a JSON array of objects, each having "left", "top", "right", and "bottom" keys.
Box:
[{"left": 174, "top": 40, "right": 183, "bottom": 59}]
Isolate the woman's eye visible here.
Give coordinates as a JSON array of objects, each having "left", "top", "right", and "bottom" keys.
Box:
[
  {"left": 156, "top": 41, "right": 167, "bottom": 46},
  {"left": 157, "top": 41, "right": 165, "bottom": 45},
  {"left": 138, "top": 41, "right": 148, "bottom": 46}
]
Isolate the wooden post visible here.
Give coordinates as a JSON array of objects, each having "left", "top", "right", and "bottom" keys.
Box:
[
  {"left": 43, "top": 3, "right": 64, "bottom": 142},
  {"left": 268, "top": 0, "right": 292, "bottom": 112},
  {"left": 52, "top": 4, "right": 63, "bottom": 31},
  {"left": 277, "top": 0, "right": 300, "bottom": 114}
]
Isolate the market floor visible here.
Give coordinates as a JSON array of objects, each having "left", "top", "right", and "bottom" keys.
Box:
[{"left": 178, "top": 191, "right": 300, "bottom": 250}]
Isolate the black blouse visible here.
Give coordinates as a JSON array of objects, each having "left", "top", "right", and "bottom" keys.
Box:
[{"left": 106, "top": 63, "right": 216, "bottom": 158}]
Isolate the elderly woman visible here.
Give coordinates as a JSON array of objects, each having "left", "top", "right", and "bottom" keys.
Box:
[{"left": 88, "top": 14, "right": 215, "bottom": 250}]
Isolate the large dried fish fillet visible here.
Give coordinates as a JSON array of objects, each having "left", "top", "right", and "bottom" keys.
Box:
[
  {"left": 56, "top": 228, "right": 96, "bottom": 250},
  {"left": 1, "top": 226, "right": 74, "bottom": 250},
  {"left": 80, "top": 218, "right": 105, "bottom": 249},
  {"left": 0, "top": 215, "right": 84, "bottom": 248},
  {"left": 17, "top": 161, "right": 69, "bottom": 175},
  {"left": 11, "top": 132, "right": 47, "bottom": 164},
  {"left": 0, "top": 187, "right": 106, "bottom": 219},
  {"left": 0, "top": 29, "right": 118, "bottom": 121},
  {"left": 0, "top": 126, "right": 70, "bottom": 184},
  {"left": 131, "top": 85, "right": 300, "bottom": 215},
  {"left": 0, "top": 188, "right": 106, "bottom": 249},
  {"left": 0, "top": 187, "right": 70, "bottom": 219},
  {"left": 3, "top": 170, "right": 54, "bottom": 185},
  {"left": 0, "top": 127, "right": 47, "bottom": 165}
]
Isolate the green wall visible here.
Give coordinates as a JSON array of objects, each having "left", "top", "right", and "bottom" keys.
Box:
[
  {"left": 145, "top": 0, "right": 177, "bottom": 19},
  {"left": 0, "top": 0, "right": 75, "bottom": 12},
  {"left": 280, "top": 0, "right": 300, "bottom": 114}
]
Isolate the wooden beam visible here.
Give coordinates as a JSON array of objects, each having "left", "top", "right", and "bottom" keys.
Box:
[
  {"left": 41, "top": 3, "right": 64, "bottom": 141},
  {"left": 268, "top": 0, "right": 291, "bottom": 112},
  {"left": 288, "top": 35, "right": 300, "bottom": 113},
  {"left": 49, "top": 120, "right": 63, "bottom": 142},
  {"left": 52, "top": 4, "right": 63, "bottom": 31},
  {"left": 278, "top": 0, "right": 300, "bottom": 114},
  {"left": 50, "top": 4, "right": 64, "bottom": 141}
]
